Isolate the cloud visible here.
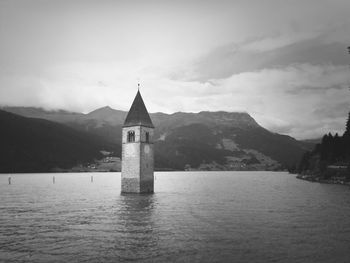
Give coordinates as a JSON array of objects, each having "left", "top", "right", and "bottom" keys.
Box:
[
  {"left": 176, "top": 35, "right": 350, "bottom": 82},
  {"left": 213, "top": 64, "right": 350, "bottom": 139},
  {"left": 1, "top": 0, "right": 350, "bottom": 140},
  {"left": 141, "top": 63, "right": 350, "bottom": 139},
  {"left": 313, "top": 102, "right": 350, "bottom": 119},
  {"left": 0, "top": 74, "right": 44, "bottom": 107},
  {"left": 1, "top": 61, "right": 349, "bottom": 140}
]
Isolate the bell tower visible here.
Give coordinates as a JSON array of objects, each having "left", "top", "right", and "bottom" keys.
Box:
[{"left": 121, "top": 88, "right": 154, "bottom": 193}]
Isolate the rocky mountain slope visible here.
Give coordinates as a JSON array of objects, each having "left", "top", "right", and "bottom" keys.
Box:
[{"left": 1, "top": 106, "right": 313, "bottom": 171}]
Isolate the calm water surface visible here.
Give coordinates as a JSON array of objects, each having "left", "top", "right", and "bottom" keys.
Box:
[{"left": 1, "top": 172, "right": 350, "bottom": 262}]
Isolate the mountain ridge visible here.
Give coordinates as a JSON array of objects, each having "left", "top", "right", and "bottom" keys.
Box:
[{"left": 1, "top": 105, "right": 313, "bottom": 171}]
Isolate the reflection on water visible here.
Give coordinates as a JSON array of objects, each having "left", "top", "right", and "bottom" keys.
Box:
[
  {"left": 113, "top": 194, "right": 158, "bottom": 261},
  {"left": 1, "top": 172, "right": 350, "bottom": 263}
]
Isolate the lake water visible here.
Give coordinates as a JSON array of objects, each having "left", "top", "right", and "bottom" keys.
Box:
[{"left": 1, "top": 171, "right": 350, "bottom": 262}]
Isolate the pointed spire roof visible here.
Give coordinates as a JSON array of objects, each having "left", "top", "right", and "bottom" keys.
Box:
[{"left": 123, "top": 90, "right": 154, "bottom": 128}]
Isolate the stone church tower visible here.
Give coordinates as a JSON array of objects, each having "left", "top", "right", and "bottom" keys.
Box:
[{"left": 121, "top": 89, "right": 154, "bottom": 193}]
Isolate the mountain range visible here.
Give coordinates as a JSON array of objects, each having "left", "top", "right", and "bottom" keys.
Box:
[{"left": 0, "top": 106, "right": 314, "bottom": 172}]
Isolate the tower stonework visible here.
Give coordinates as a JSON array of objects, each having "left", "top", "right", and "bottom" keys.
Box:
[{"left": 121, "top": 90, "right": 154, "bottom": 193}]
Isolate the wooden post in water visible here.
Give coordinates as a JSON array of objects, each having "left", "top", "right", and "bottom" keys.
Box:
[
  {"left": 53, "top": 176, "right": 55, "bottom": 184},
  {"left": 8, "top": 176, "right": 11, "bottom": 185},
  {"left": 91, "top": 175, "right": 93, "bottom": 183}
]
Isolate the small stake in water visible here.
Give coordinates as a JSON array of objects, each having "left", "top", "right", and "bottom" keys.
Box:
[
  {"left": 8, "top": 176, "right": 11, "bottom": 185},
  {"left": 53, "top": 176, "right": 55, "bottom": 184},
  {"left": 91, "top": 175, "right": 93, "bottom": 183}
]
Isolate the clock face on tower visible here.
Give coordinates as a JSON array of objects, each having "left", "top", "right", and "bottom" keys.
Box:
[{"left": 144, "top": 145, "right": 150, "bottom": 154}]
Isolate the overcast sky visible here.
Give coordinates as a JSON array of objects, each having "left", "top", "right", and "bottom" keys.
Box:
[{"left": 1, "top": 0, "right": 350, "bottom": 139}]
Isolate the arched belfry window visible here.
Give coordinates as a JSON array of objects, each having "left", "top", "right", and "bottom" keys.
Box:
[
  {"left": 127, "top": 131, "right": 135, "bottom": 142},
  {"left": 145, "top": 132, "right": 150, "bottom": 143}
]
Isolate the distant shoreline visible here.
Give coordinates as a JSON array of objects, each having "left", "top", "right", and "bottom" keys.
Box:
[
  {"left": 1, "top": 169, "right": 287, "bottom": 175},
  {"left": 296, "top": 174, "right": 350, "bottom": 186}
]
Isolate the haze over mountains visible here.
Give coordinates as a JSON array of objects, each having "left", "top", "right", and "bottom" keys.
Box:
[{"left": 0, "top": 105, "right": 314, "bottom": 173}]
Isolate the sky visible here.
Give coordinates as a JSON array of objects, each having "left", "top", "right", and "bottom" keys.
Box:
[{"left": 0, "top": 0, "right": 350, "bottom": 139}]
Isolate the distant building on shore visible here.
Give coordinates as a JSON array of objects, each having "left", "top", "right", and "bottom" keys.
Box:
[{"left": 121, "top": 88, "right": 154, "bottom": 193}]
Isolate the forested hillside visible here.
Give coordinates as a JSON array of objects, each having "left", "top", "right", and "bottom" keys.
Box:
[
  {"left": 297, "top": 112, "right": 350, "bottom": 179},
  {"left": 0, "top": 110, "right": 119, "bottom": 173}
]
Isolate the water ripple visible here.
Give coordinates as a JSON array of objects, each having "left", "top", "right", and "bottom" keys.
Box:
[{"left": 1, "top": 172, "right": 350, "bottom": 262}]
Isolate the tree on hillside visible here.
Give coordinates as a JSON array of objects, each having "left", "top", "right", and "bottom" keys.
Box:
[
  {"left": 344, "top": 111, "right": 350, "bottom": 137},
  {"left": 320, "top": 133, "right": 335, "bottom": 162},
  {"left": 343, "top": 112, "right": 350, "bottom": 161},
  {"left": 298, "top": 151, "right": 312, "bottom": 173}
]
